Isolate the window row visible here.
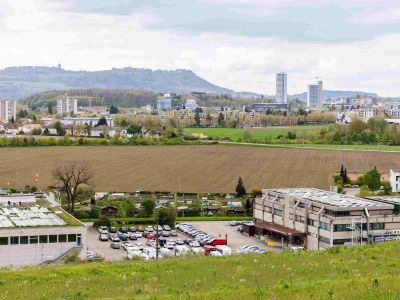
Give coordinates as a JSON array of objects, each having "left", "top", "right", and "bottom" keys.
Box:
[{"left": 0, "top": 234, "right": 81, "bottom": 246}]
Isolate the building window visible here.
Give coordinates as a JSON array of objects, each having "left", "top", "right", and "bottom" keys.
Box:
[
  {"left": 333, "top": 239, "right": 351, "bottom": 245},
  {"left": 333, "top": 224, "right": 350, "bottom": 232},
  {"left": 0, "top": 237, "right": 8, "bottom": 245},
  {"left": 10, "top": 236, "right": 19, "bottom": 245},
  {"left": 370, "top": 223, "right": 384, "bottom": 230},
  {"left": 319, "top": 236, "right": 330, "bottom": 244},
  {"left": 30, "top": 236, "right": 38, "bottom": 244},
  {"left": 39, "top": 235, "right": 48, "bottom": 244},
  {"left": 273, "top": 209, "right": 283, "bottom": 217},
  {"left": 49, "top": 235, "right": 57, "bottom": 243},
  {"left": 307, "top": 219, "right": 315, "bottom": 226},
  {"left": 68, "top": 234, "right": 77, "bottom": 242},
  {"left": 20, "top": 236, "right": 29, "bottom": 244},
  {"left": 320, "top": 221, "right": 331, "bottom": 231},
  {"left": 58, "top": 234, "right": 67, "bottom": 243}
]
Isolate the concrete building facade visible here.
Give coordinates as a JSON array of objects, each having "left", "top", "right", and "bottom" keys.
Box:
[
  {"left": 57, "top": 98, "right": 78, "bottom": 115},
  {"left": 276, "top": 73, "right": 288, "bottom": 103},
  {"left": 0, "top": 99, "right": 16, "bottom": 122},
  {"left": 254, "top": 188, "right": 400, "bottom": 250},
  {"left": 307, "top": 81, "right": 323, "bottom": 108}
]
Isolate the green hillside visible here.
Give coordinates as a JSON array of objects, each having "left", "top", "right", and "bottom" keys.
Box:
[{"left": 1, "top": 243, "right": 400, "bottom": 299}]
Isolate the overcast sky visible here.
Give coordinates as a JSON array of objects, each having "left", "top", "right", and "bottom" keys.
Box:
[{"left": 1, "top": 0, "right": 400, "bottom": 96}]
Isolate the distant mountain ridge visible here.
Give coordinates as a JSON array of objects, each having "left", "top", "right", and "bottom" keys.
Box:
[{"left": 0, "top": 66, "right": 234, "bottom": 100}]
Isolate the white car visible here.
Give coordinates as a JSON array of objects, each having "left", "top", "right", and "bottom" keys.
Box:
[
  {"left": 216, "top": 245, "right": 232, "bottom": 256},
  {"left": 175, "top": 245, "right": 191, "bottom": 257},
  {"left": 210, "top": 250, "right": 222, "bottom": 256},
  {"left": 164, "top": 241, "right": 176, "bottom": 250},
  {"left": 160, "top": 248, "right": 173, "bottom": 257},
  {"left": 121, "top": 242, "right": 133, "bottom": 250},
  {"left": 191, "top": 246, "right": 205, "bottom": 255},
  {"left": 127, "top": 249, "right": 142, "bottom": 259}
]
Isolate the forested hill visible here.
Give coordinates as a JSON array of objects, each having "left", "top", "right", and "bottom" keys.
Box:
[{"left": 0, "top": 66, "right": 234, "bottom": 100}]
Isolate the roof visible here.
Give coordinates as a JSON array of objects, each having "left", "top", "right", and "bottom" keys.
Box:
[
  {"left": 255, "top": 221, "right": 305, "bottom": 237},
  {"left": 264, "top": 188, "right": 393, "bottom": 209},
  {"left": 0, "top": 206, "right": 67, "bottom": 228}
]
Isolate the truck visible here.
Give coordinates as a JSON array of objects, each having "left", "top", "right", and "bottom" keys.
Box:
[
  {"left": 208, "top": 237, "right": 227, "bottom": 246},
  {"left": 216, "top": 245, "right": 232, "bottom": 256}
]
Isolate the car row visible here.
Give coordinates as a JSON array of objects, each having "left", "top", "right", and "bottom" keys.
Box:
[{"left": 176, "top": 222, "right": 227, "bottom": 246}]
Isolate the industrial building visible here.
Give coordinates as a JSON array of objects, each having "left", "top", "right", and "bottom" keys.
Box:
[
  {"left": 253, "top": 188, "right": 400, "bottom": 250},
  {"left": 0, "top": 199, "right": 86, "bottom": 267}
]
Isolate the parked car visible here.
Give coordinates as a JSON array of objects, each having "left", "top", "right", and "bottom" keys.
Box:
[
  {"left": 121, "top": 242, "right": 133, "bottom": 250},
  {"left": 127, "top": 249, "right": 142, "bottom": 259},
  {"left": 216, "top": 245, "right": 232, "bottom": 256},
  {"left": 160, "top": 248, "right": 173, "bottom": 257},
  {"left": 128, "top": 227, "right": 137, "bottom": 233},
  {"left": 137, "top": 226, "right": 145, "bottom": 232},
  {"left": 112, "top": 236, "right": 121, "bottom": 243},
  {"left": 175, "top": 239, "right": 185, "bottom": 245},
  {"left": 161, "top": 230, "right": 171, "bottom": 237},
  {"left": 110, "top": 241, "right": 121, "bottom": 249},
  {"left": 118, "top": 233, "right": 128, "bottom": 241},
  {"left": 170, "top": 230, "right": 177, "bottom": 237},
  {"left": 163, "top": 225, "right": 171, "bottom": 231},
  {"left": 128, "top": 233, "right": 137, "bottom": 241},
  {"left": 99, "top": 233, "right": 109, "bottom": 242},
  {"left": 210, "top": 250, "right": 222, "bottom": 256},
  {"left": 119, "top": 227, "right": 128, "bottom": 233},
  {"left": 203, "top": 245, "right": 218, "bottom": 254},
  {"left": 208, "top": 238, "right": 227, "bottom": 246},
  {"left": 110, "top": 227, "right": 117, "bottom": 233},
  {"left": 98, "top": 226, "right": 108, "bottom": 233},
  {"left": 175, "top": 245, "right": 191, "bottom": 256},
  {"left": 164, "top": 241, "right": 176, "bottom": 250}
]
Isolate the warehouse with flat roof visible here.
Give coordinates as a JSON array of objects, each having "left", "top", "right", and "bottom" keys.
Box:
[
  {"left": 254, "top": 188, "right": 400, "bottom": 250},
  {"left": 0, "top": 202, "right": 86, "bottom": 267}
]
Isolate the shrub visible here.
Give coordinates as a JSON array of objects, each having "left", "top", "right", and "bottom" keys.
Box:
[
  {"left": 94, "top": 216, "right": 111, "bottom": 228},
  {"left": 73, "top": 210, "right": 90, "bottom": 219}
]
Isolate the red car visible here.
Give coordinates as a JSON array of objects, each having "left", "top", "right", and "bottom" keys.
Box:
[
  {"left": 208, "top": 238, "right": 227, "bottom": 246},
  {"left": 147, "top": 234, "right": 157, "bottom": 240}
]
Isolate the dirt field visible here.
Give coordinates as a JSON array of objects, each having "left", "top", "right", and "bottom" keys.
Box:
[{"left": 0, "top": 145, "right": 399, "bottom": 193}]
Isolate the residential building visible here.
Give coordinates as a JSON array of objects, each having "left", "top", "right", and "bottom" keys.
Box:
[
  {"left": 185, "top": 99, "right": 198, "bottom": 111},
  {"left": 390, "top": 169, "right": 400, "bottom": 193},
  {"left": 60, "top": 117, "right": 113, "bottom": 127},
  {"left": 0, "top": 201, "right": 86, "bottom": 268},
  {"left": 276, "top": 73, "right": 287, "bottom": 103},
  {"left": 250, "top": 103, "right": 290, "bottom": 113},
  {"left": 157, "top": 94, "right": 172, "bottom": 111},
  {"left": 0, "top": 99, "right": 16, "bottom": 122},
  {"left": 253, "top": 188, "right": 400, "bottom": 250},
  {"left": 57, "top": 98, "right": 78, "bottom": 115},
  {"left": 307, "top": 81, "right": 323, "bottom": 108}
]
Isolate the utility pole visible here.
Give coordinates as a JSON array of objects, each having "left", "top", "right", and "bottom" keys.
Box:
[{"left": 155, "top": 216, "right": 159, "bottom": 260}]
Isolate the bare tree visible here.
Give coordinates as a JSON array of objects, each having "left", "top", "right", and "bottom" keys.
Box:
[{"left": 52, "top": 161, "right": 94, "bottom": 212}]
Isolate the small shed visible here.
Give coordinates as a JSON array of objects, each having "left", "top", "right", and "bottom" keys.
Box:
[{"left": 101, "top": 205, "right": 118, "bottom": 217}]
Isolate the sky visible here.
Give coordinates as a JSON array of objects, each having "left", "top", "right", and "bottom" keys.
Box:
[{"left": 1, "top": 0, "right": 400, "bottom": 96}]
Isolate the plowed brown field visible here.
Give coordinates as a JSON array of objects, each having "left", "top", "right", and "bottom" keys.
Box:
[{"left": 0, "top": 145, "right": 398, "bottom": 193}]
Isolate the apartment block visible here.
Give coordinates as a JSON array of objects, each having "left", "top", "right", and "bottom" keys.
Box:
[
  {"left": 253, "top": 188, "right": 400, "bottom": 250},
  {"left": 0, "top": 99, "right": 16, "bottom": 122},
  {"left": 57, "top": 98, "right": 78, "bottom": 115}
]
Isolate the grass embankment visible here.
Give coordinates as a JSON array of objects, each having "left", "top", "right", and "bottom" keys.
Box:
[
  {"left": 80, "top": 216, "right": 253, "bottom": 223},
  {"left": 1, "top": 242, "right": 400, "bottom": 299}
]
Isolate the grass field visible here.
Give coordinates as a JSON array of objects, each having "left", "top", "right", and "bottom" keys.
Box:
[
  {"left": 184, "top": 125, "right": 328, "bottom": 140},
  {"left": 1, "top": 145, "right": 400, "bottom": 193},
  {"left": 1, "top": 242, "right": 400, "bottom": 299}
]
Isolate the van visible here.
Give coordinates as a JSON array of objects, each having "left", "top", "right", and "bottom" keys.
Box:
[
  {"left": 216, "top": 245, "right": 232, "bottom": 256},
  {"left": 208, "top": 237, "right": 227, "bottom": 246}
]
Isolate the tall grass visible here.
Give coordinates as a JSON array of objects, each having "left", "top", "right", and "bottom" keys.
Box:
[{"left": 1, "top": 242, "right": 400, "bottom": 299}]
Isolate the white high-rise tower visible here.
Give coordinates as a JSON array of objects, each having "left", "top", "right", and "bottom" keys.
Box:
[{"left": 276, "top": 73, "right": 288, "bottom": 103}]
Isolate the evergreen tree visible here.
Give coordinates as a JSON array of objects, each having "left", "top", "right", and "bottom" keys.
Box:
[
  {"left": 236, "top": 176, "right": 247, "bottom": 196},
  {"left": 194, "top": 110, "right": 201, "bottom": 127},
  {"left": 48, "top": 102, "right": 53, "bottom": 114},
  {"left": 96, "top": 116, "right": 108, "bottom": 127}
]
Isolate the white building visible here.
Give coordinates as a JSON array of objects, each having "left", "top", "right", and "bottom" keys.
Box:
[
  {"left": 185, "top": 99, "right": 198, "bottom": 111},
  {"left": 0, "top": 99, "right": 16, "bottom": 122},
  {"left": 307, "top": 81, "right": 323, "bottom": 108},
  {"left": 157, "top": 94, "right": 172, "bottom": 111},
  {"left": 390, "top": 169, "right": 400, "bottom": 193},
  {"left": 60, "top": 117, "right": 113, "bottom": 127},
  {"left": 57, "top": 98, "right": 78, "bottom": 115},
  {"left": 0, "top": 204, "right": 86, "bottom": 268},
  {"left": 276, "top": 73, "right": 288, "bottom": 103},
  {"left": 0, "top": 194, "right": 36, "bottom": 205}
]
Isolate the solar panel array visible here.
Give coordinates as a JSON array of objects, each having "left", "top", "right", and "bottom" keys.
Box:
[{"left": 0, "top": 206, "right": 67, "bottom": 228}]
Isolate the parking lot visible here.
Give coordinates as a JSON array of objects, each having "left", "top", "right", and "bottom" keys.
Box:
[{"left": 85, "top": 221, "right": 270, "bottom": 261}]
